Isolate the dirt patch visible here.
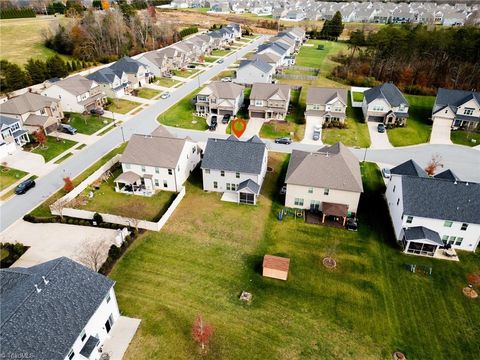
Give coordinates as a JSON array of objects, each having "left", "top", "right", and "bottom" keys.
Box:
[
  {"left": 466, "top": 273, "right": 480, "bottom": 286},
  {"left": 322, "top": 257, "right": 336, "bottom": 269},
  {"left": 463, "top": 287, "right": 478, "bottom": 299}
]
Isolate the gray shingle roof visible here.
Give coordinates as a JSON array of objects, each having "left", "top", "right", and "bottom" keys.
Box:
[
  {"left": 201, "top": 136, "right": 266, "bottom": 174},
  {"left": 0, "top": 257, "right": 114, "bottom": 360},
  {"left": 237, "top": 179, "right": 260, "bottom": 194},
  {"left": 87, "top": 67, "right": 119, "bottom": 85},
  {"left": 401, "top": 176, "right": 480, "bottom": 224},
  {"left": 0, "top": 115, "right": 19, "bottom": 127},
  {"left": 433, "top": 88, "right": 480, "bottom": 114},
  {"left": 250, "top": 83, "right": 290, "bottom": 101},
  {"left": 110, "top": 56, "right": 145, "bottom": 76},
  {"left": 404, "top": 226, "right": 443, "bottom": 246},
  {"left": 0, "top": 92, "right": 58, "bottom": 115},
  {"left": 238, "top": 58, "right": 273, "bottom": 73},
  {"left": 306, "top": 87, "right": 348, "bottom": 105},
  {"left": 434, "top": 169, "right": 460, "bottom": 181},
  {"left": 364, "top": 83, "right": 408, "bottom": 107},
  {"left": 50, "top": 75, "right": 96, "bottom": 96},
  {"left": 391, "top": 159, "right": 428, "bottom": 178}
]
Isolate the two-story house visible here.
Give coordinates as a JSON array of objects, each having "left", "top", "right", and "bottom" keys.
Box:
[
  {"left": 305, "top": 87, "right": 348, "bottom": 125},
  {"left": 0, "top": 115, "right": 29, "bottom": 157},
  {"left": 157, "top": 47, "right": 187, "bottom": 71},
  {"left": 87, "top": 67, "right": 129, "bottom": 98},
  {"left": 362, "top": 83, "right": 409, "bottom": 125},
  {"left": 256, "top": 42, "right": 290, "bottom": 65},
  {"left": 385, "top": 159, "right": 480, "bottom": 257},
  {"left": 115, "top": 126, "right": 201, "bottom": 196},
  {"left": 201, "top": 135, "right": 268, "bottom": 205},
  {"left": 431, "top": 88, "right": 479, "bottom": 130},
  {"left": 284, "top": 142, "right": 363, "bottom": 226},
  {"left": 0, "top": 257, "right": 123, "bottom": 360},
  {"left": 235, "top": 58, "right": 274, "bottom": 85},
  {"left": 109, "top": 56, "right": 150, "bottom": 90},
  {"left": 41, "top": 75, "right": 106, "bottom": 113},
  {"left": 0, "top": 92, "right": 63, "bottom": 135},
  {"left": 248, "top": 83, "right": 291, "bottom": 120},
  {"left": 136, "top": 50, "right": 169, "bottom": 78},
  {"left": 195, "top": 81, "right": 245, "bottom": 117}
]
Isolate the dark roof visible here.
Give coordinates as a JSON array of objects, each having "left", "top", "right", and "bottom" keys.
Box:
[
  {"left": 201, "top": 136, "right": 266, "bottom": 174},
  {"left": 391, "top": 160, "right": 428, "bottom": 178},
  {"left": 238, "top": 58, "right": 273, "bottom": 73},
  {"left": 87, "top": 67, "right": 119, "bottom": 85},
  {"left": 0, "top": 257, "right": 114, "bottom": 360},
  {"left": 401, "top": 176, "right": 480, "bottom": 224},
  {"left": 0, "top": 115, "right": 19, "bottom": 127},
  {"left": 404, "top": 226, "right": 443, "bottom": 246},
  {"left": 110, "top": 56, "right": 144, "bottom": 76},
  {"left": 433, "top": 88, "right": 480, "bottom": 114},
  {"left": 237, "top": 179, "right": 260, "bottom": 194},
  {"left": 364, "top": 83, "right": 409, "bottom": 107},
  {"left": 434, "top": 169, "right": 460, "bottom": 181}
]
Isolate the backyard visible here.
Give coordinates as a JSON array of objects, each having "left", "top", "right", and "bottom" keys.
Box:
[
  {"left": 0, "top": 166, "right": 28, "bottom": 191},
  {"left": 108, "top": 155, "right": 480, "bottom": 360},
  {"left": 387, "top": 95, "right": 435, "bottom": 147},
  {"left": 30, "top": 136, "right": 77, "bottom": 162},
  {"left": 105, "top": 98, "right": 141, "bottom": 114},
  {"left": 451, "top": 129, "right": 480, "bottom": 147},
  {"left": 135, "top": 88, "right": 161, "bottom": 99},
  {"left": 66, "top": 113, "right": 113, "bottom": 135}
]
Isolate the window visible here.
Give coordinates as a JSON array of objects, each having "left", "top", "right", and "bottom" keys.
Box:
[
  {"left": 163, "top": 180, "right": 168, "bottom": 188},
  {"left": 154, "top": 179, "right": 159, "bottom": 187},
  {"left": 168, "top": 169, "right": 173, "bottom": 175},
  {"left": 80, "top": 329, "right": 86, "bottom": 342},
  {"left": 67, "top": 350, "right": 74, "bottom": 360},
  {"left": 442, "top": 235, "right": 449, "bottom": 244},
  {"left": 213, "top": 181, "right": 218, "bottom": 189},
  {"left": 312, "top": 104, "right": 321, "bottom": 110},
  {"left": 294, "top": 198, "right": 304, "bottom": 206},
  {"left": 406, "top": 216, "right": 413, "bottom": 224},
  {"left": 393, "top": 185, "right": 396, "bottom": 192},
  {"left": 461, "top": 223, "right": 468, "bottom": 231},
  {"left": 106, "top": 294, "right": 111, "bottom": 303},
  {"left": 141, "top": 166, "right": 146, "bottom": 172},
  {"left": 226, "top": 183, "right": 231, "bottom": 191},
  {"left": 455, "top": 237, "right": 463, "bottom": 246},
  {"left": 220, "top": 171, "right": 225, "bottom": 177},
  {"left": 236, "top": 172, "right": 240, "bottom": 178},
  {"left": 464, "top": 107, "right": 474, "bottom": 116},
  {"left": 396, "top": 198, "right": 400, "bottom": 206},
  {"left": 155, "top": 167, "right": 159, "bottom": 174},
  {"left": 373, "top": 105, "right": 384, "bottom": 112},
  {"left": 444, "top": 220, "right": 453, "bottom": 227},
  {"left": 205, "top": 169, "right": 210, "bottom": 174},
  {"left": 324, "top": 188, "right": 329, "bottom": 195},
  {"left": 448, "top": 236, "right": 456, "bottom": 245},
  {"left": 333, "top": 106, "right": 342, "bottom": 112},
  {"left": 192, "top": 146, "right": 196, "bottom": 153},
  {"left": 308, "top": 187, "right": 313, "bottom": 194},
  {"left": 255, "top": 100, "right": 263, "bottom": 106}
]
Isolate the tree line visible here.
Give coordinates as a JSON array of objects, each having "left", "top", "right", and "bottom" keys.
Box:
[
  {"left": 331, "top": 25, "right": 480, "bottom": 94},
  {"left": 0, "top": 7, "right": 35, "bottom": 19},
  {"left": 179, "top": 26, "right": 198, "bottom": 39},
  {"left": 308, "top": 11, "right": 344, "bottom": 40}
]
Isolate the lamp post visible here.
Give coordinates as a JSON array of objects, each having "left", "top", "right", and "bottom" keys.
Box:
[{"left": 362, "top": 147, "right": 368, "bottom": 163}]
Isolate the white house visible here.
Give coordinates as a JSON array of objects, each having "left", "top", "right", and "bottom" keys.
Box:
[
  {"left": 305, "top": 87, "right": 348, "bottom": 125},
  {"left": 362, "top": 83, "right": 409, "bottom": 126},
  {"left": 431, "top": 88, "right": 479, "bottom": 130},
  {"left": 385, "top": 159, "right": 480, "bottom": 257},
  {"left": 201, "top": 135, "right": 268, "bottom": 205},
  {"left": 41, "top": 75, "right": 106, "bottom": 113},
  {"left": 284, "top": 142, "right": 363, "bottom": 225},
  {"left": 235, "top": 58, "right": 274, "bottom": 85},
  {"left": 87, "top": 67, "right": 129, "bottom": 98},
  {"left": 109, "top": 56, "right": 150, "bottom": 90},
  {"left": 0, "top": 257, "right": 122, "bottom": 360},
  {"left": 0, "top": 115, "right": 28, "bottom": 157},
  {"left": 115, "top": 126, "right": 201, "bottom": 196}
]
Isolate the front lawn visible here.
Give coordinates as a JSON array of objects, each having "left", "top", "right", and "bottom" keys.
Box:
[
  {"left": 211, "top": 49, "right": 231, "bottom": 57},
  {"left": 110, "top": 156, "right": 480, "bottom": 359},
  {"left": 203, "top": 56, "right": 218, "bottom": 63},
  {"left": 30, "top": 136, "right": 77, "bottom": 162},
  {"left": 105, "top": 98, "right": 141, "bottom": 114},
  {"left": 0, "top": 166, "right": 28, "bottom": 191},
  {"left": 135, "top": 88, "right": 161, "bottom": 99},
  {"left": 451, "top": 129, "right": 480, "bottom": 147},
  {"left": 157, "top": 88, "right": 208, "bottom": 131},
  {"left": 387, "top": 95, "right": 435, "bottom": 147},
  {"left": 66, "top": 113, "right": 113, "bottom": 135},
  {"left": 155, "top": 78, "right": 180, "bottom": 88},
  {"left": 172, "top": 69, "right": 200, "bottom": 78}
]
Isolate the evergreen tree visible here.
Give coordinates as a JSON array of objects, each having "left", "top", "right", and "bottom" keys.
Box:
[
  {"left": 0, "top": 60, "right": 30, "bottom": 93},
  {"left": 46, "top": 55, "right": 68, "bottom": 78},
  {"left": 25, "top": 59, "right": 48, "bottom": 84}
]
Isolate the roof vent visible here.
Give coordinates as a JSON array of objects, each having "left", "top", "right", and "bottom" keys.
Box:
[
  {"left": 466, "top": 182, "right": 469, "bottom": 186},
  {"left": 34, "top": 284, "right": 42, "bottom": 293},
  {"left": 454, "top": 181, "right": 457, "bottom": 184},
  {"left": 42, "top": 276, "right": 49, "bottom": 286}
]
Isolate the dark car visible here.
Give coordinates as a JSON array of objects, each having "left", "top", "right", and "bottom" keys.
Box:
[
  {"left": 90, "top": 107, "right": 105, "bottom": 115},
  {"left": 210, "top": 115, "right": 218, "bottom": 125},
  {"left": 61, "top": 124, "right": 77, "bottom": 135},
  {"left": 209, "top": 122, "right": 217, "bottom": 131},
  {"left": 346, "top": 218, "right": 358, "bottom": 231},
  {"left": 377, "top": 123, "right": 386, "bottom": 133},
  {"left": 217, "top": 59, "right": 224, "bottom": 64},
  {"left": 275, "top": 137, "right": 292, "bottom": 145},
  {"left": 15, "top": 178, "right": 35, "bottom": 195},
  {"left": 222, "top": 114, "right": 231, "bottom": 124}
]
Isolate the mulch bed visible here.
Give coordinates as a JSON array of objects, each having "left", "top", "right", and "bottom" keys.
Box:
[
  {"left": 466, "top": 273, "right": 480, "bottom": 286},
  {"left": 462, "top": 287, "right": 478, "bottom": 299}
]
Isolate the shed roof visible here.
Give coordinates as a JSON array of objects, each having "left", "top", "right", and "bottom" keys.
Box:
[{"left": 263, "top": 255, "right": 290, "bottom": 272}]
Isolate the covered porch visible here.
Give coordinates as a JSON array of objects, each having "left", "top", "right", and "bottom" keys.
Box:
[
  {"left": 402, "top": 226, "right": 458, "bottom": 261},
  {"left": 114, "top": 171, "right": 153, "bottom": 197},
  {"left": 321, "top": 202, "right": 348, "bottom": 227},
  {"left": 384, "top": 110, "right": 408, "bottom": 126}
]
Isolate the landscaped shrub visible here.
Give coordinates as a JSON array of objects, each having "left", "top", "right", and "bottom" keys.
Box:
[
  {"left": 93, "top": 212, "right": 103, "bottom": 224},
  {"left": 1, "top": 242, "right": 28, "bottom": 268},
  {"left": 98, "top": 230, "right": 141, "bottom": 275}
]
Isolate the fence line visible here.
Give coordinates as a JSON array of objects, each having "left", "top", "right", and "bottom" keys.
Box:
[{"left": 275, "top": 74, "right": 317, "bottom": 80}]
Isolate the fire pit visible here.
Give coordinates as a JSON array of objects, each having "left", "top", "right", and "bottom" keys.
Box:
[{"left": 322, "top": 257, "right": 336, "bottom": 269}]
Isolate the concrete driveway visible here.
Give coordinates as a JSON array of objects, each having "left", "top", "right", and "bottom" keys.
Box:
[
  {"left": 430, "top": 118, "right": 452, "bottom": 144},
  {"left": 240, "top": 118, "right": 264, "bottom": 138},
  {"left": 302, "top": 116, "right": 323, "bottom": 145},
  {"left": 1, "top": 220, "right": 118, "bottom": 269},
  {"left": 1, "top": 149, "right": 46, "bottom": 175},
  {"left": 367, "top": 121, "right": 393, "bottom": 149}
]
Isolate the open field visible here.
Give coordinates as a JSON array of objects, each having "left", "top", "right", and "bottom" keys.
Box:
[
  {"left": 106, "top": 99, "right": 141, "bottom": 114},
  {"left": 0, "top": 15, "right": 71, "bottom": 64},
  {"left": 451, "top": 130, "right": 480, "bottom": 147},
  {"left": 0, "top": 167, "right": 28, "bottom": 191},
  {"left": 29, "top": 136, "right": 77, "bottom": 162},
  {"left": 109, "top": 156, "right": 480, "bottom": 359},
  {"left": 66, "top": 113, "right": 114, "bottom": 135}
]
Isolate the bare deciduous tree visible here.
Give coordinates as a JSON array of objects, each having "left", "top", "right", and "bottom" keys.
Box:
[
  {"left": 50, "top": 198, "right": 70, "bottom": 219},
  {"left": 75, "top": 237, "right": 110, "bottom": 272}
]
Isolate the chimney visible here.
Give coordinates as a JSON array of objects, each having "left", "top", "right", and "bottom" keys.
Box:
[
  {"left": 42, "top": 276, "right": 49, "bottom": 285},
  {"left": 34, "top": 284, "right": 42, "bottom": 293}
]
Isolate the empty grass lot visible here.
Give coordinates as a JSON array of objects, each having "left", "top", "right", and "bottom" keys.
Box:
[
  {"left": 105, "top": 99, "right": 141, "bottom": 114},
  {"left": 136, "top": 88, "right": 161, "bottom": 99},
  {"left": 66, "top": 113, "right": 113, "bottom": 135},
  {"left": 110, "top": 156, "right": 480, "bottom": 359},
  {"left": 157, "top": 88, "right": 208, "bottom": 131},
  {"left": 387, "top": 95, "right": 435, "bottom": 147},
  {"left": 155, "top": 77, "right": 180, "bottom": 88},
  {"left": 451, "top": 130, "right": 480, "bottom": 147},
  {"left": 31, "top": 136, "right": 77, "bottom": 163},
  {"left": 172, "top": 69, "right": 200, "bottom": 78},
  {"left": 0, "top": 167, "right": 28, "bottom": 191},
  {"left": 211, "top": 49, "right": 231, "bottom": 57}
]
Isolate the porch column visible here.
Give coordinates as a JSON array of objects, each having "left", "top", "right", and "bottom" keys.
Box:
[
  {"left": 404, "top": 240, "right": 410, "bottom": 253},
  {"left": 342, "top": 217, "right": 346, "bottom": 226},
  {"left": 322, "top": 214, "right": 326, "bottom": 223}
]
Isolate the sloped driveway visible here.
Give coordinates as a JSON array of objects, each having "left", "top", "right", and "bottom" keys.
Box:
[
  {"left": 430, "top": 118, "right": 452, "bottom": 144},
  {"left": 367, "top": 121, "right": 393, "bottom": 149}
]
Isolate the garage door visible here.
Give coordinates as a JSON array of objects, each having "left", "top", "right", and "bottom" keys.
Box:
[
  {"left": 250, "top": 111, "right": 265, "bottom": 119},
  {"left": 219, "top": 110, "right": 233, "bottom": 116}
]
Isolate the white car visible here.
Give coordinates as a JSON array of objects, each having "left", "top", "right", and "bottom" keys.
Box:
[
  {"left": 221, "top": 77, "right": 232, "bottom": 82},
  {"left": 382, "top": 168, "right": 391, "bottom": 178},
  {"left": 160, "top": 92, "right": 171, "bottom": 99},
  {"left": 312, "top": 126, "right": 321, "bottom": 141}
]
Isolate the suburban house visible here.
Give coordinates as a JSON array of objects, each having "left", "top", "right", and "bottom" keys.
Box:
[
  {"left": 385, "top": 159, "right": 480, "bottom": 257},
  {"left": 87, "top": 67, "right": 129, "bottom": 98},
  {"left": 0, "top": 92, "right": 63, "bottom": 135},
  {"left": 305, "top": 87, "right": 348, "bottom": 125},
  {"left": 431, "top": 88, "right": 479, "bottom": 130},
  {"left": 115, "top": 126, "right": 201, "bottom": 195},
  {"left": 251, "top": 52, "right": 282, "bottom": 69},
  {"left": 136, "top": 50, "right": 169, "bottom": 78},
  {"left": 248, "top": 83, "right": 291, "bottom": 120},
  {"left": 41, "top": 75, "right": 106, "bottom": 113},
  {"left": 0, "top": 115, "right": 28, "bottom": 157},
  {"left": 194, "top": 81, "right": 244, "bottom": 117},
  {"left": 201, "top": 135, "right": 268, "bottom": 205},
  {"left": 284, "top": 142, "right": 363, "bottom": 225},
  {"left": 109, "top": 56, "right": 150, "bottom": 90},
  {"left": 257, "top": 42, "right": 290, "bottom": 64},
  {"left": 362, "top": 83, "right": 409, "bottom": 125},
  {"left": 0, "top": 257, "right": 121, "bottom": 360},
  {"left": 157, "top": 47, "right": 187, "bottom": 71},
  {"left": 235, "top": 58, "right": 274, "bottom": 85}
]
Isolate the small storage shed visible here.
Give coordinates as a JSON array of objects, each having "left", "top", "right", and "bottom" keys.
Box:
[{"left": 262, "top": 255, "right": 290, "bottom": 281}]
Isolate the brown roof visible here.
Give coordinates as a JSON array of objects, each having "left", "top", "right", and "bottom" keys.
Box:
[
  {"left": 250, "top": 83, "right": 291, "bottom": 101},
  {"left": 0, "top": 92, "right": 58, "bottom": 115},
  {"left": 23, "top": 114, "right": 50, "bottom": 127},
  {"left": 263, "top": 255, "right": 290, "bottom": 272},
  {"left": 114, "top": 171, "right": 141, "bottom": 184},
  {"left": 198, "top": 81, "right": 244, "bottom": 100},
  {"left": 150, "top": 125, "right": 173, "bottom": 137},
  {"left": 251, "top": 52, "right": 281, "bottom": 64},
  {"left": 306, "top": 87, "right": 347, "bottom": 105},
  {"left": 53, "top": 75, "right": 96, "bottom": 96},
  {"left": 322, "top": 202, "right": 348, "bottom": 217},
  {"left": 285, "top": 142, "right": 363, "bottom": 193}
]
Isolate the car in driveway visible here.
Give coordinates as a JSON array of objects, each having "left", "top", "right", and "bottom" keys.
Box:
[
  {"left": 217, "top": 59, "right": 224, "bottom": 64},
  {"left": 346, "top": 218, "right": 358, "bottom": 231},
  {"left": 221, "top": 77, "right": 232, "bottom": 82},
  {"left": 60, "top": 124, "right": 77, "bottom": 135},
  {"left": 377, "top": 123, "right": 386, "bottom": 133},
  {"left": 209, "top": 122, "right": 217, "bottom": 131},
  {"left": 15, "top": 178, "right": 35, "bottom": 195},
  {"left": 160, "top": 92, "right": 171, "bottom": 99},
  {"left": 90, "top": 107, "right": 104, "bottom": 115},
  {"left": 275, "top": 137, "right": 292, "bottom": 145},
  {"left": 221, "top": 114, "right": 231, "bottom": 124},
  {"left": 210, "top": 115, "right": 218, "bottom": 125},
  {"left": 163, "top": 73, "right": 173, "bottom": 78},
  {"left": 187, "top": 64, "right": 196, "bottom": 69},
  {"left": 312, "top": 126, "right": 321, "bottom": 141},
  {"left": 382, "top": 168, "right": 391, "bottom": 178}
]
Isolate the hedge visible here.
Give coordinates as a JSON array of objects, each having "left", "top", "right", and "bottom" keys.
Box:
[
  {"left": 179, "top": 26, "right": 198, "bottom": 39},
  {"left": 0, "top": 8, "right": 36, "bottom": 19}
]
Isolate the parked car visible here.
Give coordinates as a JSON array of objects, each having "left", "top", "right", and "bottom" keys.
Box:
[
  {"left": 15, "top": 178, "right": 35, "bottom": 195},
  {"left": 210, "top": 115, "right": 218, "bottom": 125},
  {"left": 217, "top": 59, "right": 224, "bottom": 63},
  {"left": 209, "top": 122, "right": 217, "bottom": 131},
  {"left": 377, "top": 123, "right": 386, "bottom": 133},
  {"left": 61, "top": 124, "right": 77, "bottom": 135},
  {"left": 160, "top": 92, "right": 171, "bottom": 99},
  {"left": 187, "top": 64, "right": 196, "bottom": 69},
  {"left": 312, "top": 126, "right": 321, "bottom": 141},
  {"left": 346, "top": 218, "right": 358, "bottom": 231},
  {"left": 279, "top": 185, "right": 287, "bottom": 195},
  {"left": 90, "top": 107, "right": 104, "bottom": 115},
  {"left": 275, "top": 137, "right": 292, "bottom": 145},
  {"left": 222, "top": 114, "right": 231, "bottom": 124},
  {"left": 163, "top": 73, "right": 173, "bottom": 78},
  {"left": 221, "top": 77, "right": 232, "bottom": 82},
  {"left": 382, "top": 168, "right": 391, "bottom": 179}
]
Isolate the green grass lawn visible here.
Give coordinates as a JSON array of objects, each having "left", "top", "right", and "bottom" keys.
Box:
[
  {"left": 172, "top": 69, "right": 200, "bottom": 78},
  {"left": 136, "top": 88, "right": 161, "bottom": 99},
  {"left": 203, "top": 56, "right": 218, "bottom": 63},
  {"left": 77, "top": 168, "right": 177, "bottom": 222},
  {"left": 106, "top": 99, "right": 141, "bottom": 114},
  {"left": 0, "top": 166, "right": 28, "bottom": 191},
  {"left": 450, "top": 129, "right": 480, "bottom": 147},
  {"left": 322, "top": 95, "right": 371, "bottom": 148},
  {"left": 66, "top": 113, "right": 113, "bottom": 135},
  {"left": 211, "top": 49, "right": 231, "bottom": 57},
  {"left": 158, "top": 88, "right": 208, "bottom": 131},
  {"left": 155, "top": 77, "right": 180, "bottom": 88},
  {"left": 283, "top": 69, "right": 318, "bottom": 76},
  {"left": 54, "top": 152, "right": 73, "bottom": 164},
  {"left": 212, "top": 70, "right": 235, "bottom": 81},
  {"left": 352, "top": 91, "right": 364, "bottom": 102},
  {"left": 387, "top": 95, "right": 435, "bottom": 147},
  {"left": 109, "top": 156, "right": 480, "bottom": 359},
  {"left": 30, "top": 136, "right": 77, "bottom": 162}
]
